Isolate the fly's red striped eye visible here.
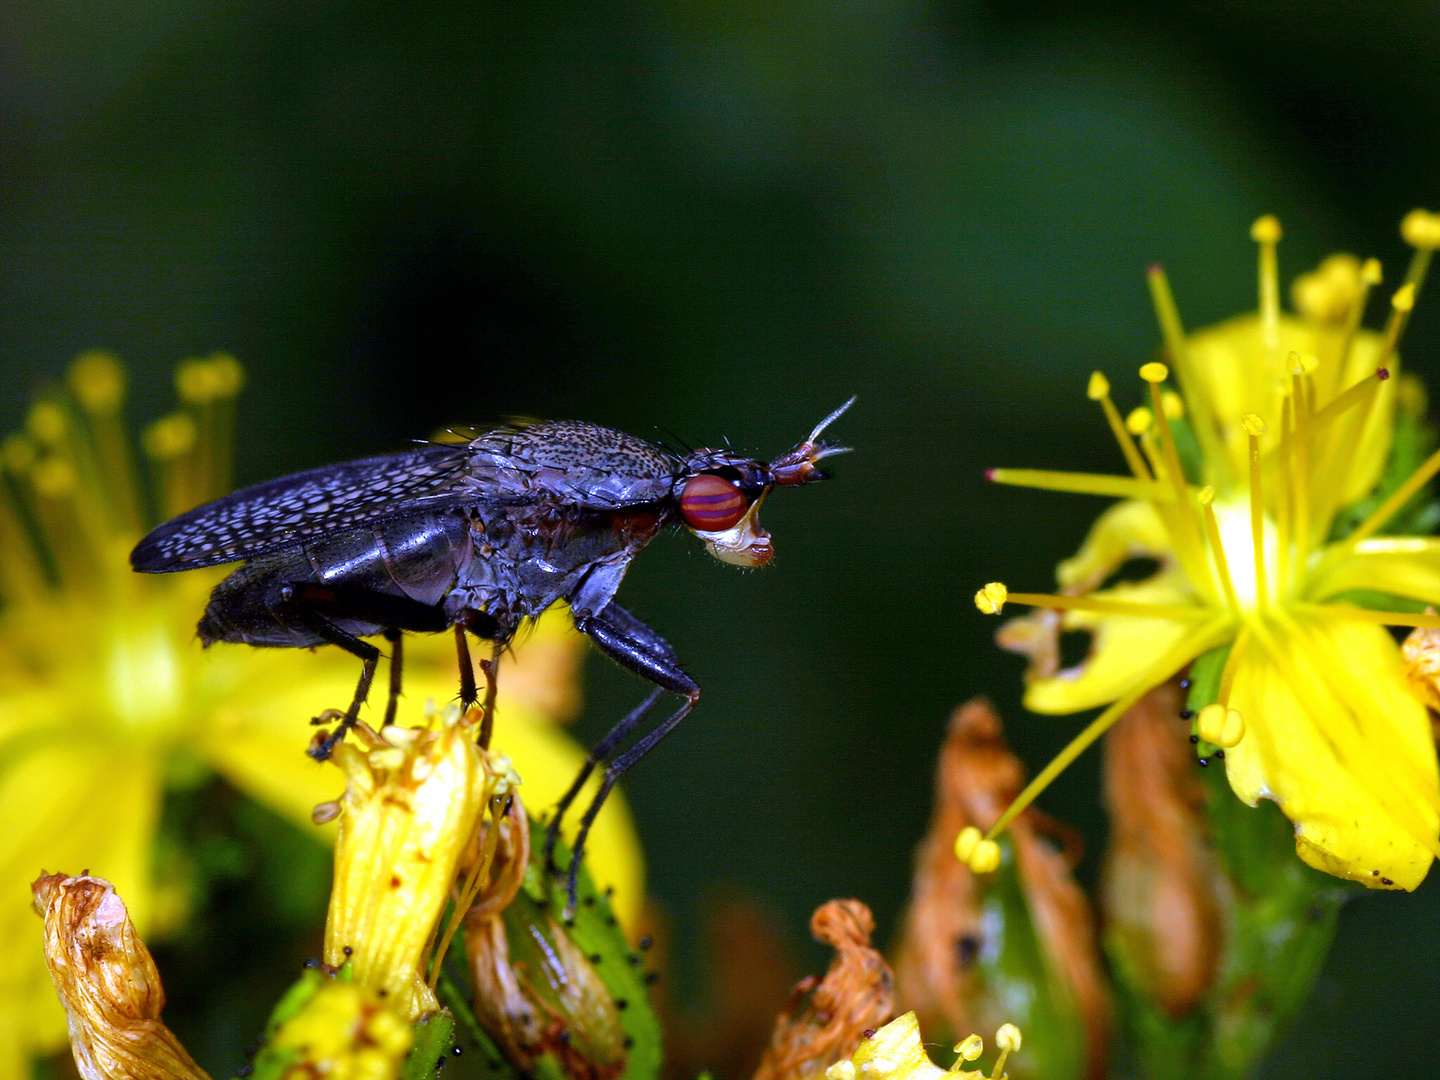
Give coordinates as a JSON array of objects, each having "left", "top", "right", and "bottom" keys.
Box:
[{"left": 680, "top": 474, "right": 747, "bottom": 531}]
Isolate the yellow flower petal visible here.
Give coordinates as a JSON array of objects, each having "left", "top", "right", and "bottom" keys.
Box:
[
  {"left": 1308, "top": 538, "right": 1440, "bottom": 606},
  {"left": 1223, "top": 619, "right": 1439, "bottom": 890}
]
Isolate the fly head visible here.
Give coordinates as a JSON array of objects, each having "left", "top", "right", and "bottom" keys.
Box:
[{"left": 673, "top": 397, "right": 854, "bottom": 567}]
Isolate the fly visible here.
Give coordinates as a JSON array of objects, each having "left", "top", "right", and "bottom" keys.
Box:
[{"left": 131, "top": 399, "right": 853, "bottom": 908}]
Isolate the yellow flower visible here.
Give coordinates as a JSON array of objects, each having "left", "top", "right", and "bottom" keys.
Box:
[
  {"left": 3, "top": 353, "right": 641, "bottom": 1073},
  {"left": 319, "top": 702, "right": 500, "bottom": 1020},
  {"left": 976, "top": 213, "right": 1440, "bottom": 891},
  {"left": 822, "top": 1013, "right": 1022, "bottom": 1080}
]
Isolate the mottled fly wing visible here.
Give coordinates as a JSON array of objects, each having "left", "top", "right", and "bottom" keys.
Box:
[{"left": 131, "top": 443, "right": 474, "bottom": 572}]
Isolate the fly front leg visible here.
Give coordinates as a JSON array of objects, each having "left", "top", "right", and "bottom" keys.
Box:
[{"left": 557, "top": 603, "right": 700, "bottom": 915}]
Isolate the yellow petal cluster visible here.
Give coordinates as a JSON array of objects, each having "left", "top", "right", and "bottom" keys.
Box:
[
  {"left": 982, "top": 213, "right": 1440, "bottom": 890},
  {"left": 321, "top": 702, "right": 503, "bottom": 1019}
]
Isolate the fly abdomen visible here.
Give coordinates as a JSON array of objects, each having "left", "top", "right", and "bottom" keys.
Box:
[{"left": 198, "top": 511, "right": 472, "bottom": 647}]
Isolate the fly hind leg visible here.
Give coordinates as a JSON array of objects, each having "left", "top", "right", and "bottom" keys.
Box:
[
  {"left": 275, "top": 582, "right": 449, "bottom": 760},
  {"left": 558, "top": 603, "right": 700, "bottom": 915}
]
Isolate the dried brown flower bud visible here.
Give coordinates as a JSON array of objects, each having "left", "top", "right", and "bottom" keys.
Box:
[
  {"left": 1101, "top": 682, "right": 1225, "bottom": 1016},
  {"left": 32, "top": 873, "right": 210, "bottom": 1080},
  {"left": 752, "top": 899, "right": 895, "bottom": 1080},
  {"left": 891, "top": 699, "right": 1111, "bottom": 1079},
  {"left": 464, "top": 795, "right": 630, "bottom": 1080}
]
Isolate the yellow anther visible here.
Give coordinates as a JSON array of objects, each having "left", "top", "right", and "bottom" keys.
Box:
[
  {"left": 142, "top": 414, "right": 197, "bottom": 460},
  {"left": 995, "top": 1025, "right": 1022, "bottom": 1053},
  {"left": 1250, "top": 215, "right": 1282, "bottom": 244},
  {"left": 1086, "top": 371, "right": 1110, "bottom": 400},
  {"left": 1290, "top": 352, "right": 1319, "bottom": 375},
  {"left": 968, "top": 839, "right": 1001, "bottom": 874},
  {"left": 1242, "top": 414, "right": 1267, "bottom": 437},
  {"left": 3, "top": 434, "right": 35, "bottom": 473},
  {"left": 31, "top": 457, "right": 76, "bottom": 496},
  {"left": 1139, "top": 361, "right": 1169, "bottom": 383},
  {"left": 954, "top": 826, "right": 982, "bottom": 863},
  {"left": 1198, "top": 485, "right": 1216, "bottom": 507},
  {"left": 27, "top": 402, "right": 67, "bottom": 446},
  {"left": 1401, "top": 209, "right": 1440, "bottom": 249},
  {"left": 1160, "top": 391, "right": 1184, "bottom": 420},
  {"left": 174, "top": 358, "right": 213, "bottom": 403},
  {"left": 974, "top": 582, "right": 1008, "bottom": 615},
  {"left": 1392, "top": 282, "right": 1417, "bottom": 313},
  {"left": 68, "top": 350, "right": 126, "bottom": 414},
  {"left": 206, "top": 353, "right": 246, "bottom": 397},
  {"left": 1125, "top": 406, "right": 1153, "bottom": 435},
  {"left": 1362, "top": 257, "right": 1383, "bottom": 284},
  {"left": 955, "top": 1034, "right": 983, "bottom": 1062},
  {"left": 1198, "top": 704, "right": 1246, "bottom": 748}
]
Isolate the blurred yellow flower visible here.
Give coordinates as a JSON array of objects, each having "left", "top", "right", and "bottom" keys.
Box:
[
  {"left": 4, "top": 353, "right": 642, "bottom": 1074},
  {"left": 977, "top": 213, "right": 1440, "bottom": 891}
]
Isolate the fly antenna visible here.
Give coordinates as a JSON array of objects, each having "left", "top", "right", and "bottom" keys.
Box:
[{"left": 770, "top": 396, "right": 857, "bottom": 484}]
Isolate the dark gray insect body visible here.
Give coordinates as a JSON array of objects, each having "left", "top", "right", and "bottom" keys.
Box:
[{"left": 131, "top": 403, "right": 852, "bottom": 909}]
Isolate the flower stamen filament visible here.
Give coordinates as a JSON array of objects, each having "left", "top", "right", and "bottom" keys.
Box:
[{"left": 1088, "top": 370, "right": 1153, "bottom": 480}]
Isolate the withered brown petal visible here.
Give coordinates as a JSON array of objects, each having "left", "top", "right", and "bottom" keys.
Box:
[
  {"left": 32, "top": 873, "right": 211, "bottom": 1080},
  {"left": 891, "top": 699, "right": 1112, "bottom": 1078},
  {"left": 752, "top": 899, "right": 894, "bottom": 1080},
  {"left": 1101, "top": 682, "right": 1226, "bottom": 1018}
]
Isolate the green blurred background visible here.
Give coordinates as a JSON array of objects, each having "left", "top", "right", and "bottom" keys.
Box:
[{"left": 5, "top": 0, "right": 1439, "bottom": 1074}]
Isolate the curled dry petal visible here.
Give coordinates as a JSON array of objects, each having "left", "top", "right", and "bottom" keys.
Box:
[
  {"left": 1401, "top": 612, "right": 1440, "bottom": 715},
  {"left": 752, "top": 899, "right": 895, "bottom": 1080},
  {"left": 1101, "top": 683, "right": 1225, "bottom": 1017},
  {"left": 32, "top": 873, "right": 210, "bottom": 1080},
  {"left": 462, "top": 800, "right": 628, "bottom": 1080},
  {"left": 891, "top": 699, "right": 1111, "bottom": 1079}
]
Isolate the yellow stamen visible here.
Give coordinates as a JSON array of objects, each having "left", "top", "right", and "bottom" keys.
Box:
[
  {"left": 1400, "top": 208, "right": 1440, "bottom": 295},
  {"left": 1339, "top": 257, "right": 1383, "bottom": 365},
  {"left": 68, "top": 350, "right": 144, "bottom": 535},
  {"left": 1242, "top": 414, "right": 1268, "bottom": 609},
  {"left": 1309, "top": 367, "right": 1390, "bottom": 435},
  {"left": 1289, "top": 357, "right": 1313, "bottom": 564},
  {"left": 1377, "top": 283, "right": 1416, "bottom": 374},
  {"left": 954, "top": 1034, "right": 983, "bottom": 1064},
  {"left": 1147, "top": 264, "right": 1225, "bottom": 473},
  {"left": 967, "top": 840, "right": 1001, "bottom": 874},
  {"left": 1276, "top": 395, "right": 1293, "bottom": 594},
  {"left": 991, "top": 590, "right": 1206, "bottom": 623},
  {"left": 1198, "top": 486, "right": 1243, "bottom": 617},
  {"left": 954, "top": 825, "right": 982, "bottom": 863},
  {"left": 1088, "top": 371, "right": 1152, "bottom": 480},
  {"left": 1342, "top": 441, "right": 1440, "bottom": 547},
  {"left": 1252, "top": 215, "right": 1283, "bottom": 346},
  {"left": 1217, "top": 626, "right": 1249, "bottom": 705},
  {"left": 986, "top": 468, "right": 1170, "bottom": 502},
  {"left": 974, "top": 582, "right": 1008, "bottom": 615},
  {"left": 142, "top": 413, "right": 199, "bottom": 519},
  {"left": 1197, "top": 703, "right": 1245, "bottom": 748},
  {"left": 1142, "top": 363, "right": 1217, "bottom": 594},
  {"left": 991, "top": 1024, "right": 1022, "bottom": 1079},
  {"left": 1290, "top": 603, "right": 1440, "bottom": 630}
]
